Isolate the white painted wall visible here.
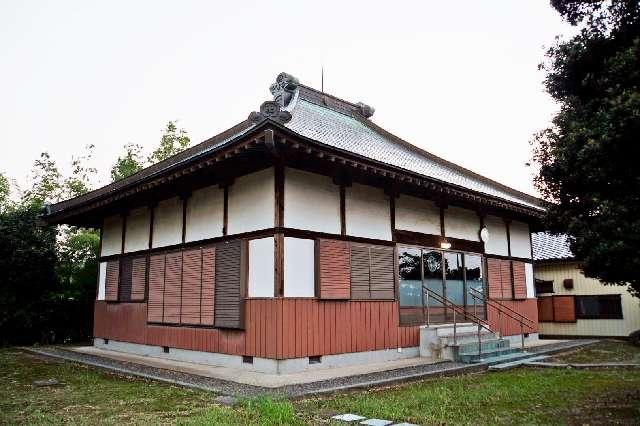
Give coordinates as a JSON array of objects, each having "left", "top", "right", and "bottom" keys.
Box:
[
  {"left": 525, "top": 262, "right": 535, "bottom": 298},
  {"left": 124, "top": 207, "right": 150, "bottom": 252},
  {"left": 444, "top": 206, "right": 480, "bottom": 241},
  {"left": 97, "top": 261, "right": 107, "bottom": 300},
  {"left": 484, "top": 215, "right": 509, "bottom": 256},
  {"left": 248, "top": 237, "right": 275, "bottom": 297},
  {"left": 228, "top": 168, "right": 274, "bottom": 235},
  {"left": 395, "top": 195, "right": 440, "bottom": 235},
  {"left": 510, "top": 221, "right": 532, "bottom": 259},
  {"left": 345, "top": 183, "right": 391, "bottom": 241},
  {"left": 152, "top": 197, "right": 183, "bottom": 248},
  {"left": 284, "top": 168, "right": 341, "bottom": 234},
  {"left": 101, "top": 215, "right": 123, "bottom": 256},
  {"left": 185, "top": 184, "right": 224, "bottom": 242},
  {"left": 284, "top": 237, "right": 315, "bottom": 297}
]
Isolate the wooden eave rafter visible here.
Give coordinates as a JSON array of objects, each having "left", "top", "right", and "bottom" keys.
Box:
[{"left": 44, "top": 119, "right": 544, "bottom": 226}]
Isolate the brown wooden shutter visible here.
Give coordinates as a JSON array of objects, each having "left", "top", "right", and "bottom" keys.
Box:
[
  {"left": 537, "top": 297, "right": 554, "bottom": 321},
  {"left": 180, "top": 248, "right": 202, "bottom": 325},
  {"left": 369, "top": 246, "right": 395, "bottom": 299},
  {"left": 552, "top": 295, "right": 576, "bottom": 322},
  {"left": 512, "top": 261, "right": 527, "bottom": 300},
  {"left": 500, "top": 260, "right": 513, "bottom": 299},
  {"left": 350, "top": 244, "right": 371, "bottom": 300},
  {"left": 130, "top": 256, "right": 147, "bottom": 301},
  {"left": 147, "top": 254, "right": 165, "bottom": 323},
  {"left": 317, "top": 239, "right": 350, "bottom": 299},
  {"left": 162, "top": 251, "right": 183, "bottom": 324},
  {"left": 118, "top": 257, "right": 133, "bottom": 302},
  {"left": 214, "top": 240, "right": 245, "bottom": 329},
  {"left": 200, "top": 246, "right": 215, "bottom": 326},
  {"left": 105, "top": 260, "right": 120, "bottom": 301},
  {"left": 487, "top": 258, "right": 502, "bottom": 299}
]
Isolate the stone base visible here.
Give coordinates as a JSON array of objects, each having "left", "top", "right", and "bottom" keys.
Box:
[{"left": 94, "top": 338, "right": 419, "bottom": 374}]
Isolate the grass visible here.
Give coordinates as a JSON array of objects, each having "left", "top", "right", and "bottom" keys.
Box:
[
  {"left": 550, "top": 339, "right": 640, "bottom": 364},
  {"left": 1, "top": 344, "right": 640, "bottom": 425}
]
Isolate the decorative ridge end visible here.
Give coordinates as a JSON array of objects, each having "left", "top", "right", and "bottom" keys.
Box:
[
  {"left": 249, "top": 100, "right": 292, "bottom": 125},
  {"left": 269, "top": 72, "right": 299, "bottom": 108},
  {"left": 354, "top": 102, "right": 375, "bottom": 119}
]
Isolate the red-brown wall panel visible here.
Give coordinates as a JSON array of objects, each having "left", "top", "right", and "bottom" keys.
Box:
[
  {"left": 486, "top": 298, "right": 539, "bottom": 336},
  {"left": 94, "top": 299, "right": 419, "bottom": 359}
]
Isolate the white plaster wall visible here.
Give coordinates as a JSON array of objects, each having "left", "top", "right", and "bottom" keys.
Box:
[
  {"left": 284, "top": 168, "right": 340, "bottom": 234},
  {"left": 124, "top": 207, "right": 150, "bottom": 252},
  {"left": 345, "top": 183, "right": 391, "bottom": 241},
  {"left": 525, "top": 262, "right": 535, "bottom": 298},
  {"left": 185, "top": 185, "right": 224, "bottom": 242},
  {"left": 228, "top": 168, "right": 274, "bottom": 235},
  {"left": 248, "top": 237, "right": 275, "bottom": 297},
  {"left": 484, "top": 215, "right": 509, "bottom": 256},
  {"left": 283, "top": 237, "right": 315, "bottom": 297},
  {"left": 97, "top": 261, "right": 107, "bottom": 300},
  {"left": 444, "top": 206, "right": 480, "bottom": 241},
  {"left": 510, "top": 221, "right": 532, "bottom": 259},
  {"left": 152, "top": 197, "right": 183, "bottom": 248},
  {"left": 395, "top": 195, "right": 440, "bottom": 235},
  {"left": 101, "top": 215, "right": 123, "bottom": 256}
]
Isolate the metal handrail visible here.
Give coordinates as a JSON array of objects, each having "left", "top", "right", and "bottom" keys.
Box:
[
  {"left": 468, "top": 287, "right": 534, "bottom": 351},
  {"left": 468, "top": 287, "right": 536, "bottom": 328},
  {"left": 422, "top": 286, "right": 492, "bottom": 359}
]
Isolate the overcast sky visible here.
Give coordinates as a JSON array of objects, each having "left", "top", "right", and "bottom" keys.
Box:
[{"left": 0, "top": 1, "right": 573, "bottom": 197}]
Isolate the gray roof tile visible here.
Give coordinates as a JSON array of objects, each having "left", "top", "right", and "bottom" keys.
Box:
[{"left": 532, "top": 232, "right": 574, "bottom": 261}]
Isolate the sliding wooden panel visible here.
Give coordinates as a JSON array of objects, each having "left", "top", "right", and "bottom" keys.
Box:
[
  {"left": 104, "top": 260, "right": 120, "bottom": 301},
  {"left": 500, "top": 260, "right": 513, "bottom": 300},
  {"left": 537, "top": 297, "right": 554, "bottom": 322},
  {"left": 512, "top": 261, "right": 527, "bottom": 300},
  {"left": 486, "top": 258, "right": 502, "bottom": 299},
  {"left": 131, "top": 256, "right": 147, "bottom": 301},
  {"left": 147, "top": 254, "right": 165, "bottom": 323},
  {"left": 552, "top": 295, "right": 576, "bottom": 322},
  {"left": 369, "top": 246, "right": 395, "bottom": 299},
  {"left": 162, "top": 251, "right": 183, "bottom": 324},
  {"left": 118, "top": 257, "right": 133, "bottom": 302},
  {"left": 214, "top": 240, "right": 245, "bottom": 329},
  {"left": 350, "top": 244, "right": 371, "bottom": 300},
  {"left": 200, "top": 247, "right": 215, "bottom": 326},
  {"left": 317, "top": 239, "right": 351, "bottom": 299},
  {"left": 180, "top": 248, "right": 202, "bottom": 325}
]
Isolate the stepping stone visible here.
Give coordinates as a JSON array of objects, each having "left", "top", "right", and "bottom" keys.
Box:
[
  {"left": 32, "top": 379, "right": 60, "bottom": 387},
  {"left": 332, "top": 414, "right": 366, "bottom": 422},
  {"left": 215, "top": 395, "right": 237, "bottom": 406},
  {"left": 360, "top": 420, "right": 392, "bottom": 426}
]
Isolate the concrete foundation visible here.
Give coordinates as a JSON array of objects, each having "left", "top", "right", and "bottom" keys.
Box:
[{"left": 94, "top": 338, "right": 419, "bottom": 374}]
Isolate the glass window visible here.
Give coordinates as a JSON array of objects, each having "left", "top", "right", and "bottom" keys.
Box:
[
  {"left": 398, "top": 247, "right": 422, "bottom": 307},
  {"left": 444, "top": 252, "right": 463, "bottom": 321},
  {"left": 575, "top": 295, "right": 623, "bottom": 319}
]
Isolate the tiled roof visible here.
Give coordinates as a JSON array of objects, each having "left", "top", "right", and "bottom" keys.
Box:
[
  {"left": 532, "top": 232, "right": 574, "bottom": 261},
  {"left": 285, "top": 84, "right": 542, "bottom": 211}
]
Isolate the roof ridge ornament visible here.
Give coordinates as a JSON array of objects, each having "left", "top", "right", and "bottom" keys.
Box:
[
  {"left": 248, "top": 100, "right": 292, "bottom": 124},
  {"left": 354, "top": 102, "right": 375, "bottom": 119},
  {"left": 270, "top": 72, "right": 299, "bottom": 107}
]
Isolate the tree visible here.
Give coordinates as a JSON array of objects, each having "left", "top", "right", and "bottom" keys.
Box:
[
  {"left": 21, "top": 152, "right": 63, "bottom": 205},
  {"left": 110, "top": 143, "right": 145, "bottom": 182},
  {"left": 0, "top": 173, "right": 10, "bottom": 212},
  {"left": 148, "top": 121, "right": 191, "bottom": 164},
  {"left": 533, "top": 0, "right": 640, "bottom": 296}
]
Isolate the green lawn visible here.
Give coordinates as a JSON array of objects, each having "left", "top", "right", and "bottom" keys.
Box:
[{"left": 1, "top": 346, "right": 640, "bottom": 425}]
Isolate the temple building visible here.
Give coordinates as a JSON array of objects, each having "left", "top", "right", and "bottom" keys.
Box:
[{"left": 43, "top": 72, "right": 543, "bottom": 373}]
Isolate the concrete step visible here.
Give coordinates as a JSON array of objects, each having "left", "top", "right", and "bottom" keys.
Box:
[
  {"left": 457, "top": 346, "right": 524, "bottom": 364},
  {"left": 456, "top": 338, "right": 510, "bottom": 355},
  {"left": 434, "top": 324, "right": 481, "bottom": 336},
  {"left": 439, "top": 331, "right": 498, "bottom": 346},
  {"left": 488, "top": 355, "right": 549, "bottom": 371}
]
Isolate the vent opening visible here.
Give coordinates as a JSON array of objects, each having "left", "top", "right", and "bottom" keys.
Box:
[
  {"left": 309, "top": 355, "right": 322, "bottom": 364},
  {"left": 163, "top": 346, "right": 170, "bottom": 354},
  {"left": 104, "top": 339, "right": 109, "bottom": 345},
  {"left": 242, "top": 356, "right": 254, "bottom": 364}
]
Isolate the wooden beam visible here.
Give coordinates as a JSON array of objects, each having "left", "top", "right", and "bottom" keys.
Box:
[
  {"left": 340, "top": 185, "right": 346, "bottom": 236},
  {"left": 222, "top": 185, "right": 229, "bottom": 236},
  {"left": 274, "top": 162, "right": 285, "bottom": 228},
  {"left": 274, "top": 233, "right": 284, "bottom": 297}
]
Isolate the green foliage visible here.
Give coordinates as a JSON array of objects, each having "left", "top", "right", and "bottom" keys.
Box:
[
  {"left": 0, "top": 203, "right": 58, "bottom": 345},
  {"left": 110, "top": 142, "right": 145, "bottom": 182},
  {"left": 533, "top": 0, "right": 640, "bottom": 296},
  {"left": 148, "top": 120, "right": 191, "bottom": 164},
  {"left": 0, "top": 173, "right": 10, "bottom": 212}
]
